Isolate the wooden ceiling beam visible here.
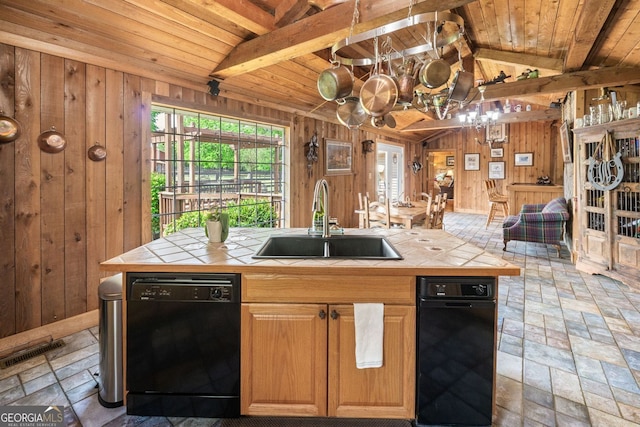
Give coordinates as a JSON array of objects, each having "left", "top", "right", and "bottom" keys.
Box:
[
  {"left": 401, "top": 109, "right": 562, "bottom": 132},
  {"left": 474, "top": 48, "right": 564, "bottom": 74},
  {"left": 275, "top": 0, "right": 312, "bottom": 27},
  {"left": 211, "top": 0, "right": 476, "bottom": 79},
  {"left": 401, "top": 67, "right": 640, "bottom": 131},
  {"left": 468, "top": 67, "right": 640, "bottom": 104},
  {"left": 564, "top": 0, "right": 617, "bottom": 72}
]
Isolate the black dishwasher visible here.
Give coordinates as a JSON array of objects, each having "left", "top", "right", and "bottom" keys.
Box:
[
  {"left": 416, "top": 276, "right": 496, "bottom": 426},
  {"left": 126, "top": 272, "right": 240, "bottom": 418}
]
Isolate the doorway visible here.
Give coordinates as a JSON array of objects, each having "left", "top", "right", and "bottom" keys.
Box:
[
  {"left": 427, "top": 151, "right": 455, "bottom": 202},
  {"left": 376, "top": 143, "right": 404, "bottom": 203}
]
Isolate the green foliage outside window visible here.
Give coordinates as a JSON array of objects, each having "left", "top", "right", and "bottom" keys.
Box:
[
  {"left": 150, "top": 172, "right": 166, "bottom": 238},
  {"left": 163, "top": 198, "right": 279, "bottom": 235}
]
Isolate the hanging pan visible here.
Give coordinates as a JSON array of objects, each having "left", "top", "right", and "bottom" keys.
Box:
[
  {"left": 88, "top": 144, "right": 107, "bottom": 161},
  {"left": 37, "top": 127, "right": 67, "bottom": 154},
  {"left": 0, "top": 110, "right": 22, "bottom": 144},
  {"left": 447, "top": 70, "right": 474, "bottom": 102},
  {"left": 336, "top": 96, "right": 367, "bottom": 129},
  {"left": 419, "top": 58, "right": 451, "bottom": 89}
]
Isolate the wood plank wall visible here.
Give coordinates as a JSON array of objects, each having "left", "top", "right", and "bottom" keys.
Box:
[
  {"left": 422, "top": 121, "right": 563, "bottom": 213},
  {"left": 0, "top": 42, "right": 563, "bottom": 339}
]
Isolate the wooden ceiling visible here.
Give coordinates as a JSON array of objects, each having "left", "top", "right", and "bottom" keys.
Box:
[{"left": 1, "top": 0, "right": 640, "bottom": 141}]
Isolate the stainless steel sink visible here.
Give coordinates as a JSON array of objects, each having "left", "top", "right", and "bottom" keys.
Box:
[{"left": 252, "top": 235, "right": 403, "bottom": 260}]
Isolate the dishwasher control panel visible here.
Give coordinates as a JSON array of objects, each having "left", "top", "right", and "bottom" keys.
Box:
[
  {"left": 417, "top": 276, "right": 495, "bottom": 299},
  {"left": 127, "top": 273, "right": 240, "bottom": 302}
]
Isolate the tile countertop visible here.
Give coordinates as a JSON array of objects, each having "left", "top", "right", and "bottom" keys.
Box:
[{"left": 100, "top": 227, "right": 521, "bottom": 278}]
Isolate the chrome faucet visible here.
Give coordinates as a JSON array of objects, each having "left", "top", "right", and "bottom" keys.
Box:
[{"left": 312, "top": 179, "right": 330, "bottom": 238}]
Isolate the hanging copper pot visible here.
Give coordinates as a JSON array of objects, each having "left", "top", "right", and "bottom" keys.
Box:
[
  {"left": 37, "top": 127, "right": 66, "bottom": 154},
  {"left": 0, "top": 111, "right": 21, "bottom": 144},
  {"left": 317, "top": 62, "right": 353, "bottom": 101},
  {"left": 397, "top": 58, "right": 418, "bottom": 105}
]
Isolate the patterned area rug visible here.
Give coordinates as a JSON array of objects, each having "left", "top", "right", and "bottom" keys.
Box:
[{"left": 220, "top": 417, "right": 414, "bottom": 427}]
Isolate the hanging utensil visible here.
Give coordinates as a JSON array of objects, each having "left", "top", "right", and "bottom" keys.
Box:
[
  {"left": 37, "top": 126, "right": 67, "bottom": 154},
  {"left": 359, "top": 37, "right": 398, "bottom": 117},
  {"left": 0, "top": 110, "right": 21, "bottom": 144},
  {"left": 337, "top": 97, "right": 367, "bottom": 129},
  {"left": 419, "top": 59, "right": 451, "bottom": 89},
  {"left": 88, "top": 143, "right": 107, "bottom": 161},
  {"left": 447, "top": 40, "right": 474, "bottom": 103},
  {"left": 317, "top": 60, "right": 354, "bottom": 101},
  {"left": 447, "top": 70, "right": 474, "bottom": 102},
  {"left": 397, "top": 58, "right": 418, "bottom": 105}
]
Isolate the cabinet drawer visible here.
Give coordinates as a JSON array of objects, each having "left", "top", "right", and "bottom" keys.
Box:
[{"left": 242, "top": 274, "right": 415, "bottom": 304}]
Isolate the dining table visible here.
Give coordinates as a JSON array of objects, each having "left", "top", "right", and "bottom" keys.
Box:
[{"left": 355, "top": 199, "right": 429, "bottom": 229}]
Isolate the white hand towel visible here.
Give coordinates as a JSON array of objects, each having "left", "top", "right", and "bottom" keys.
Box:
[{"left": 354, "top": 303, "right": 384, "bottom": 369}]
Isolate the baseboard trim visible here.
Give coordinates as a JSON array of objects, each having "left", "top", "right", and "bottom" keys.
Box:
[{"left": 0, "top": 310, "right": 99, "bottom": 355}]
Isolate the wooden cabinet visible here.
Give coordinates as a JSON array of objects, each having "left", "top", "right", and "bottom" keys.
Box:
[
  {"left": 240, "top": 274, "right": 416, "bottom": 419},
  {"left": 574, "top": 118, "right": 640, "bottom": 287}
]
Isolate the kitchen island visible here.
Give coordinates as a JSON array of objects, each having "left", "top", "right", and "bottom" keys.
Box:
[{"left": 101, "top": 227, "right": 520, "bottom": 422}]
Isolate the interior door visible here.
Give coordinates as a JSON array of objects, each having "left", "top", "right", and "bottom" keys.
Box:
[{"left": 376, "top": 143, "right": 404, "bottom": 203}]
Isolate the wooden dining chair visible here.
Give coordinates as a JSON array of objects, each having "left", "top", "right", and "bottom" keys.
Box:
[
  {"left": 358, "top": 192, "right": 371, "bottom": 210},
  {"left": 413, "top": 193, "right": 433, "bottom": 228},
  {"left": 430, "top": 194, "right": 447, "bottom": 229},
  {"left": 483, "top": 180, "right": 509, "bottom": 228},
  {"left": 364, "top": 196, "right": 391, "bottom": 229}
]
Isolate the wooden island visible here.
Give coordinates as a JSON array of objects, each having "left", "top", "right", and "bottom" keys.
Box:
[{"left": 101, "top": 227, "right": 520, "bottom": 421}]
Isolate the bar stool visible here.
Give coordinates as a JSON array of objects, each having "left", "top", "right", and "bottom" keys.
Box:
[{"left": 483, "top": 180, "right": 509, "bottom": 228}]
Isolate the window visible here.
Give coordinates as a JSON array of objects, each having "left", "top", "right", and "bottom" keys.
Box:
[{"left": 151, "top": 105, "right": 286, "bottom": 238}]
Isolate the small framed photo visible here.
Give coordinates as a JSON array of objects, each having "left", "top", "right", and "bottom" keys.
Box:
[
  {"left": 324, "top": 139, "right": 353, "bottom": 175},
  {"left": 446, "top": 156, "right": 455, "bottom": 166},
  {"left": 514, "top": 152, "right": 533, "bottom": 166},
  {"left": 486, "top": 123, "right": 507, "bottom": 142},
  {"left": 464, "top": 153, "right": 480, "bottom": 171},
  {"left": 488, "top": 161, "right": 505, "bottom": 179},
  {"left": 560, "top": 121, "right": 572, "bottom": 163},
  {"left": 490, "top": 148, "right": 503, "bottom": 158}
]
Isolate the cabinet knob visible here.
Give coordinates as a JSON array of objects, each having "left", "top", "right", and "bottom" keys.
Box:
[
  {"left": 330, "top": 310, "right": 339, "bottom": 320},
  {"left": 319, "top": 310, "right": 326, "bottom": 319}
]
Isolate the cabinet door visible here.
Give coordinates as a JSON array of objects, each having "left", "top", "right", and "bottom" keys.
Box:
[
  {"left": 575, "top": 120, "right": 640, "bottom": 285},
  {"left": 328, "top": 304, "right": 415, "bottom": 419},
  {"left": 579, "top": 138, "right": 611, "bottom": 267},
  {"left": 612, "top": 134, "right": 640, "bottom": 275},
  {"left": 241, "top": 303, "right": 327, "bottom": 416}
]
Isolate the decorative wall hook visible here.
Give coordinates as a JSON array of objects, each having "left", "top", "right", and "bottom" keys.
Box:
[
  {"left": 361, "top": 139, "right": 374, "bottom": 154},
  {"left": 304, "top": 131, "right": 319, "bottom": 177}
]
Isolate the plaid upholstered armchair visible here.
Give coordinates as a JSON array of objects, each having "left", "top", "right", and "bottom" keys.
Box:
[{"left": 503, "top": 197, "right": 570, "bottom": 256}]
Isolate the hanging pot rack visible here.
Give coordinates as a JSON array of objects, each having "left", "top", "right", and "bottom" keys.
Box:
[{"left": 330, "top": 11, "right": 465, "bottom": 67}]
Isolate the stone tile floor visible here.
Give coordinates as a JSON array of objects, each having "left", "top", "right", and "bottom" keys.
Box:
[{"left": 1, "top": 213, "right": 639, "bottom": 426}]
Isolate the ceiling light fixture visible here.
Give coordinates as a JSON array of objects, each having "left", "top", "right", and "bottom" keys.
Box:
[{"left": 457, "top": 86, "right": 499, "bottom": 130}]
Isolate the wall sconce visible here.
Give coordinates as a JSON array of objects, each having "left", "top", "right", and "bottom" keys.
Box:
[{"left": 361, "top": 139, "right": 374, "bottom": 155}]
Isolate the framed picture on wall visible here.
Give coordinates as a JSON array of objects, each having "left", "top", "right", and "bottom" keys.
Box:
[
  {"left": 514, "top": 152, "right": 534, "bottom": 166},
  {"left": 486, "top": 123, "right": 507, "bottom": 142},
  {"left": 446, "top": 156, "right": 455, "bottom": 166},
  {"left": 490, "top": 148, "right": 503, "bottom": 158},
  {"left": 488, "top": 161, "right": 505, "bottom": 179},
  {"left": 464, "top": 153, "right": 480, "bottom": 170},
  {"left": 324, "top": 139, "right": 353, "bottom": 175}
]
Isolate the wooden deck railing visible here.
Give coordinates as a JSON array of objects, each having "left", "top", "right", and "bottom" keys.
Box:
[{"left": 158, "top": 191, "right": 283, "bottom": 236}]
